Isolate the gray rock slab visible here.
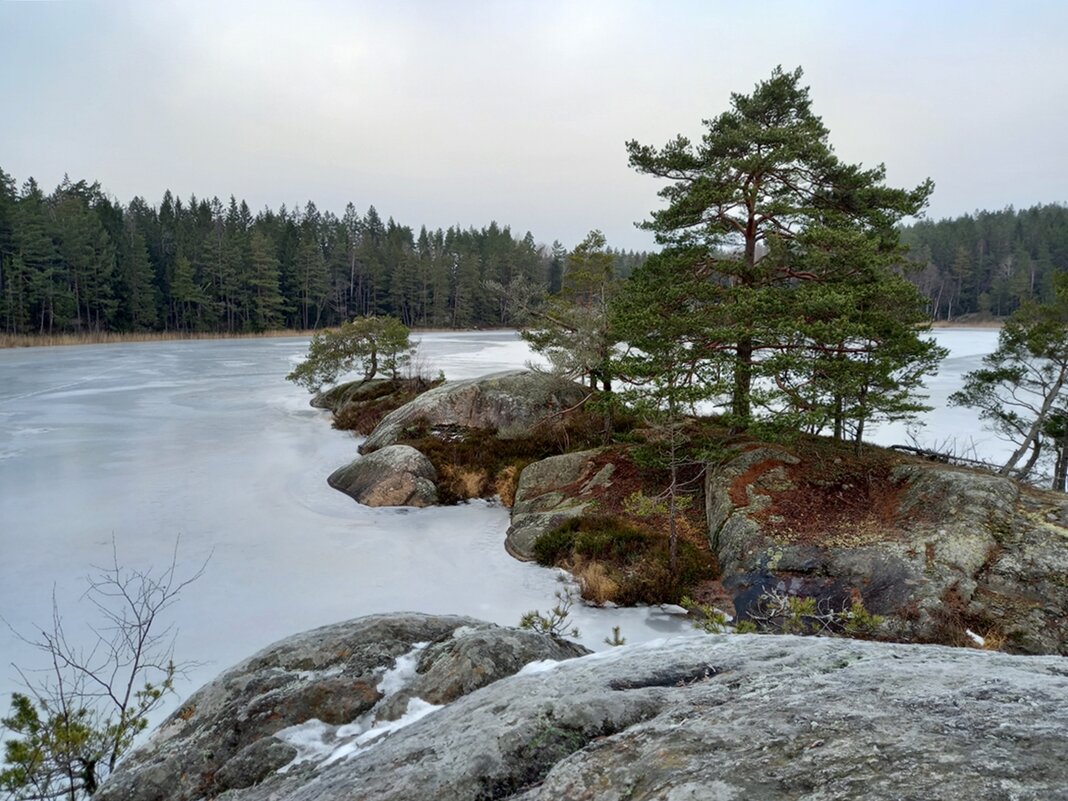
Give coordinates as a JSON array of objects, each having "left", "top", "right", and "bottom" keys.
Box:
[
  {"left": 506, "top": 448, "right": 608, "bottom": 560},
  {"left": 359, "top": 370, "right": 587, "bottom": 454},
  {"left": 310, "top": 379, "right": 390, "bottom": 411},
  {"left": 706, "top": 449, "right": 1068, "bottom": 654},
  {"left": 117, "top": 630, "right": 1068, "bottom": 801},
  {"left": 96, "top": 614, "right": 589, "bottom": 801}
]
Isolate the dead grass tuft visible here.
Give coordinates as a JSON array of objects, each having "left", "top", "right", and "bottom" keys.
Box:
[
  {"left": 978, "top": 628, "right": 1007, "bottom": 652},
  {"left": 568, "top": 557, "right": 621, "bottom": 605},
  {"left": 439, "top": 465, "right": 489, "bottom": 500},
  {"left": 494, "top": 464, "right": 521, "bottom": 507}
]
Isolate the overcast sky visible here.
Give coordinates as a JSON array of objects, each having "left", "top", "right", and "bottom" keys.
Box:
[{"left": 2, "top": 0, "right": 1066, "bottom": 250}]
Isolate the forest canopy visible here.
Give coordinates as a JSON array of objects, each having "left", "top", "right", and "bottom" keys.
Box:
[
  {"left": 900, "top": 204, "right": 1068, "bottom": 320},
  {"left": 0, "top": 170, "right": 648, "bottom": 336}
]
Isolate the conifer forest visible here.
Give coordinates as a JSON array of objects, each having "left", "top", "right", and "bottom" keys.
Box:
[
  {"left": 3, "top": 164, "right": 1068, "bottom": 338},
  {"left": 0, "top": 169, "right": 647, "bottom": 336}
]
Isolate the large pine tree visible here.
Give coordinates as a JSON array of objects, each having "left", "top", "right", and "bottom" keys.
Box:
[{"left": 623, "top": 66, "right": 938, "bottom": 433}]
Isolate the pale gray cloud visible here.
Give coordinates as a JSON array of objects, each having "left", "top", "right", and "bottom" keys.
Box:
[{"left": 2, "top": 0, "right": 1066, "bottom": 250}]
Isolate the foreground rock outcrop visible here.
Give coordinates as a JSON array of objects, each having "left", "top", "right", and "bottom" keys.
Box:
[
  {"left": 359, "top": 370, "right": 587, "bottom": 454},
  {"left": 101, "top": 615, "right": 1068, "bottom": 801},
  {"left": 328, "top": 445, "right": 439, "bottom": 507},
  {"left": 95, "top": 614, "right": 588, "bottom": 801},
  {"left": 706, "top": 446, "right": 1068, "bottom": 654}
]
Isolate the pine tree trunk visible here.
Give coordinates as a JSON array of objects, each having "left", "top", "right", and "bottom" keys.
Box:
[
  {"left": 1055, "top": 423, "right": 1068, "bottom": 492},
  {"left": 365, "top": 346, "right": 378, "bottom": 382},
  {"left": 668, "top": 456, "right": 678, "bottom": 574},
  {"left": 732, "top": 337, "right": 753, "bottom": 425},
  {"left": 600, "top": 371, "right": 613, "bottom": 445}
]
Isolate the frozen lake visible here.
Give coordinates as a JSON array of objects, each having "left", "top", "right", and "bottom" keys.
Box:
[{"left": 0, "top": 328, "right": 1001, "bottom": 719}]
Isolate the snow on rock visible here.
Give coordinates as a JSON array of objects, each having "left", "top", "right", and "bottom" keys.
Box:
[
  {"left": 103, "top": 623, "right": 1068, "bottom": 801},
  {"left": 376, "top": 641, "right": 430, "bottom": 695},
  {"left": 95, "top": 613, "right": 590, "bottom": 801},
  {"left": 276, "top": 642, "right": 443, "bottom": 773}
]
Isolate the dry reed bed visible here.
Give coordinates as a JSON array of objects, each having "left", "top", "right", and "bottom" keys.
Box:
[{"left": 0, "top": 330, "right": 318, "bottom": 349}]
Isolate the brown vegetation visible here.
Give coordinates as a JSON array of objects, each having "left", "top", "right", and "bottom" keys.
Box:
[
  {"left": 0, "top": 328, "right": 318, "bottom": 349},
  {"left": 734, "top": 441, "right": 921, "bottom": 547},
  {"left": 332, "top": 378, "right": 441, "bottom": 434},
  {"left": 397, "top": 408, "right": 618, "bottom": 504},
  {"left": 926, "top": 585, "right": 1007, "bottom": 651},
  {"left": 531, "top": 515, "right": 716, "bottom": 606},
  {"left": 524, "top": 445, "right": 717, "bottom": 606}
]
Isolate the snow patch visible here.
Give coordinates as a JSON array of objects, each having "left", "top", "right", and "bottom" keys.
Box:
[
  {"left": 377, "top": 641, "right": 429, "bottom": 695},
  {"left": 275, "top": 719, "right": 336, "bottom": 771},
  {"left": 658, "top": 603, "right": 689, "bottom": 616},
  {"left": 323, "top": 698, "right": 443, "bottom": 765},
  {"left": 275, "top": 641, "right": 439, "bottom": 774},
  {"left": 517, "top": 659, "right": 562, "bottom": 676}
]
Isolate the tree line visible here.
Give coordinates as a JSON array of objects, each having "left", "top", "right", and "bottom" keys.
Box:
[
  {"left": 0, "top": 169, "right": 648, "bottom": 336},
  {"left": 901, "top": 203, "right": 1068, "bottom": 320}
]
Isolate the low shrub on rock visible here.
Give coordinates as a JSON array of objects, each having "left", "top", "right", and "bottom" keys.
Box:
[{"left": 532, "top": 515, "right": 715, "bottom": 605}]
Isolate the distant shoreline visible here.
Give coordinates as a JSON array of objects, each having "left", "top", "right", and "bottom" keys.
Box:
[
  {"left": 0, "top": 329, "right": 316, "bottom": 350},
  {"left": 1, "top": 321, "right": 1000, "bottom": 349},
  {"left": 929, "top": 319, "right": 1004, "bottom": 329},
  {"left": 0, "top": 326, "right": 514, "bottom": 350}
]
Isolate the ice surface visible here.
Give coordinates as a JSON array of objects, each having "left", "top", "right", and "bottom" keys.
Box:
[{"left": 0, "top": 329, "right": 1001, "bottom": 731}]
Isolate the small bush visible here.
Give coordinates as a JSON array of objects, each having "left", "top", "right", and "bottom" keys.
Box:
[
  {"left": 571, "top": 520, "right": 652, "bottom": 562},
  {"left": 518, "top": 588, "right": 579, "bottom": 639},
  {"left": 743, "top": 590, "right": 885, "bottom": 639},
  {"left": 533, "top": 517, "right": 651, "bottom": 566},
  {"left": 532, "top": 527, "right": 577, "bottom": 566},
  {"left": 680, "top": 595, "right": 731, "bottom": 634},
  {"left": 531, "top": 516, "right": 715, "bottom": 606}
]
